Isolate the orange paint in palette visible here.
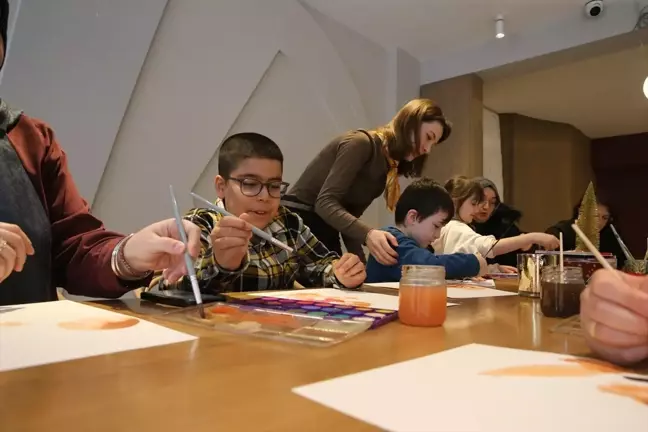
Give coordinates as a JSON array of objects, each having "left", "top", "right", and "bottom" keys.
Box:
[
  {"left": 229, "top": 296, "right": 398, "bottom": 329},
  {"left": 208, "top": 305, "right": 301, "bottom": 329}
]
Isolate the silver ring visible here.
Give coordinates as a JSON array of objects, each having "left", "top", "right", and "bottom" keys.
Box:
[{"left": 0, "top": 239, "right": 7, "bottom": 252}]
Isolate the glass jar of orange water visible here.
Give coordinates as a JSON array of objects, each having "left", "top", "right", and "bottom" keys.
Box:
[{"left": 399, "top": 265, "right": 447, "bottom": 327}]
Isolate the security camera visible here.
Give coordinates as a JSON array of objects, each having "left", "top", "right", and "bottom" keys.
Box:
[{"left": 585, "top": 0, "right": 604, "bottom": 18}]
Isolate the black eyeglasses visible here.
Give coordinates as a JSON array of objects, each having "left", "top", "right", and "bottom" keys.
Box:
[{"left": 228, "top": 177, "right": 289, "bottom": 198}]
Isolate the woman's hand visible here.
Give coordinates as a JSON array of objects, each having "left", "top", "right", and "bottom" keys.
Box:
[
  {"left": 580, "top": 269, "right": 648, "bottom": 365},
  {"left": 0, "top": 223, "right": 35, "bottom": 283},
  {"left": 123, "top": 219, "right": 202, "bottom": 282},
  {"left": 365, "top": 230, "right": 398, "bottom": 266}
]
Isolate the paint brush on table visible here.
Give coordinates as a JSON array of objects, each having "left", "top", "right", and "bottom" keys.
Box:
[
  {"left": 170, "top": 186, "right": 205, "bottom": 318},
  {"left": 190, "top": 192, "right": 294, "bottom": 253}
]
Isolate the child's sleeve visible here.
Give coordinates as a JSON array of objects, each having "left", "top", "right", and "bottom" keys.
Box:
[
  {"left": 293, "top": 218, "right": 341, "bottom": 287},
  {"left": 398, "top": 236, "right": 480, "bottom": 279},
  {"left": 148, "top": 208, "right": 248, "bottom": 291},
  {"left": 443, "top": 222, "right": 497, "bottom": 258}
]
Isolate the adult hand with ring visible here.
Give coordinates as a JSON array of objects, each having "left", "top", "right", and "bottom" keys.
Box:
[
  {"left": 580, "top": 269, "right": 648, "bottom": 365},
  {"left": 0, "top": 223, "right": 35, "bottom": 283}
]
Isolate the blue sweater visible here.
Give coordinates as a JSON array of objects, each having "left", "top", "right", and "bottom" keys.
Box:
[{"left": 365, "top": 226, "right": 481, "bottom": 282}]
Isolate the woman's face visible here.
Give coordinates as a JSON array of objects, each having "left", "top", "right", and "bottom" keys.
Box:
[
  {"left": 597, "top": 204, "right": 611, "bottom": 231},
  {"left": 406, "top": 121, "right": 444, "bottom": 161},
  {"left": 474, "top": 187, "right": 498, "bottom": 223},
  {"left": 458, "top": 195, "right": 481, "bottom": 224}
]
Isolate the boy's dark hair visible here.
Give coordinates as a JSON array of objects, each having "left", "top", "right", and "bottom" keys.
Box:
[
  {"left": 394, "top": 178, "right": 454, "bottom": 224},
  {"left": 217, "top": 132, "right": 283, "bottom": 178},
  {"left": 444, "top": 176, "right": 485, "bottom": 217}
]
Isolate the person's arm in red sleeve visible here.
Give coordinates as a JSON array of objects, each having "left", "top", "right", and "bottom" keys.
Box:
[{"left": 38, "top": 123, "right": 144, "bottom": 298}]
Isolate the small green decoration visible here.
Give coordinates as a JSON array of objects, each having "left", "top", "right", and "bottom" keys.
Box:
[{"left": 575, "top": 182, "right": 600, "bottom": 252}]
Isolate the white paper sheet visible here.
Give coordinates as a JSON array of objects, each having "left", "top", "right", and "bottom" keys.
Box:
[
  {"left": 0, "top": 300, "right": 196, "bottom": 372},
  {"left": 365, "top": 280, "right": 517, "bottom": 299},
  {"left": 250, "top": 288, "right": 458, "bottom": 311},
  {"left": 294, "top": 344, "right": 648, "bottom": 432}
]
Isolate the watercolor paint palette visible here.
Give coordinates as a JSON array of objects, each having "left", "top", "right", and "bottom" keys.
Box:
[
  {"left": 160, "top": 302, "right": 371, "bottom": 347},
  {"left": 227, "top": 296, "right": 398, "bottom": 329}
]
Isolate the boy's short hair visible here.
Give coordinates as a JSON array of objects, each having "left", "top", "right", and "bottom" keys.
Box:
[
  {"left": 218, "top": 132, "right": 284, "bottom": 178},
  {"left": 394, "top": 178, "right": 454, "bottom": 224},
  {"left": 444, "top": 176, "right": 485, "bottom": 210}
]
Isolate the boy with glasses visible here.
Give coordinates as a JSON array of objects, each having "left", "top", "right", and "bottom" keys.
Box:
[{"left": 149, "top": 133, "right": 366, "bottom": 293}]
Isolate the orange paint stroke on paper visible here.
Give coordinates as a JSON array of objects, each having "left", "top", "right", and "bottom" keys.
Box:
[
  {"left": 481, "top": 357, "right": 628, "bottom": 377},
  {"left": 448, "top": 284, "right": 486, "bottom": 291},
  {"left": 0, "top": 321, "right": 23, "bottom": 327},
  {"left": 58, "top": 317, "right": 140, "bottom": 330},
  {"left": 599, "top": 384, "right": 648, "bottom": 405}
]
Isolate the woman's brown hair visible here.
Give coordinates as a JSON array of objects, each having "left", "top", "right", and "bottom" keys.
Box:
[
  {"left": 373, "top": 98, "right": 452, "bottom": 177},
  {"left": 444, "top": 176, "right": 484, "bottom": 219}
]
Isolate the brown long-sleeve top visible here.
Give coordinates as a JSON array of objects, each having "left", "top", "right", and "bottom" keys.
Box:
[
  {"left": 287, "top": 130, "right": 389, "bottom": 256},
  {"left": 4, "top": 109, "right": 140, "bottom": 302}
]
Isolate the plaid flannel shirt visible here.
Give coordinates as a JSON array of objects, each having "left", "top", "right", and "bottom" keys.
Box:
[{"left": 149, "top": 199, "right": 340, "bottom": 293}]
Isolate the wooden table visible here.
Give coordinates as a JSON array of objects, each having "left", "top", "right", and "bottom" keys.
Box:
[{"left": 0, "top": 289, "right": 596, "bottom": 432}]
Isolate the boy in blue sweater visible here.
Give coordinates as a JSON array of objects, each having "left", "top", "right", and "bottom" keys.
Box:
[{"left": 366, "top": 178, "right": 487, "bottom": 282}]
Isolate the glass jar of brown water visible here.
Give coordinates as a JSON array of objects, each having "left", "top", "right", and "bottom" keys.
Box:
[{"left": 540, "top": 266, "right": 585, "bottom": 318}]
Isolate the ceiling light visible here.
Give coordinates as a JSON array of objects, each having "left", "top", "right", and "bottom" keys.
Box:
[
  {"left": 495, "top": 15, "right": 505, "bottom": 39},
  {"left": 643, "top": 76, "right": 648, "bottom": 99}
]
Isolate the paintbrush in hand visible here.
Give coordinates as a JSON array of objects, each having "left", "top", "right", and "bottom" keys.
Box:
[
  {"left": 191, "top": 192, "right": 294, "bottom": 253},
  {"left": 482, "top": 218, "right": 517, "bottom": 259},
  {"left": 170, "top": 185, "right": 205, "bottom": 318}
]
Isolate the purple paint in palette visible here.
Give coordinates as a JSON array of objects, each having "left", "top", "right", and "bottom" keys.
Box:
[{"left": 229, "top": 296, "right": 398, "bottom": 329}]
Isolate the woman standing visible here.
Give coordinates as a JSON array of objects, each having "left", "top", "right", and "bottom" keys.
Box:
[{"left": 282, "top": 99, "right": 451, "bottom": 265}]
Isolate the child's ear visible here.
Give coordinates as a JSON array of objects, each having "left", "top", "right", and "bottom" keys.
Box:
[
  {"left": 406, "top": 209, "right": 419, "bottom": 225},
  {"left": 214, "top": 175, "right": 227, "bottom": 199}
]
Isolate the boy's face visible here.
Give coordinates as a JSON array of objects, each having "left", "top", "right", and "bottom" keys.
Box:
[
  {"left": 214, "top": 158, "right": 283, "bottom": 229},
  {"left": 406, "top": 210, "right": 448, "bottom": 247}
]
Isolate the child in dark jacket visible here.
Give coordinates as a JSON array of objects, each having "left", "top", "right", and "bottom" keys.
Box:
[{"left": 366, "top": 178, "right": 487, "bottom": 282}]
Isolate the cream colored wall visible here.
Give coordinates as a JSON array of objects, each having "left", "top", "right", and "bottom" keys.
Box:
[
  {"left": 420, "top": 74, "right": 484, "bottom": 183},
  {"left": 91, "top": 0, "right": 392, "bottom": 234},
  {"left": 500, "top": 114, "right": 592, "bottom": 232},
  {"left": 482, "top": 107, "right": 504, "bottom": 198}
]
